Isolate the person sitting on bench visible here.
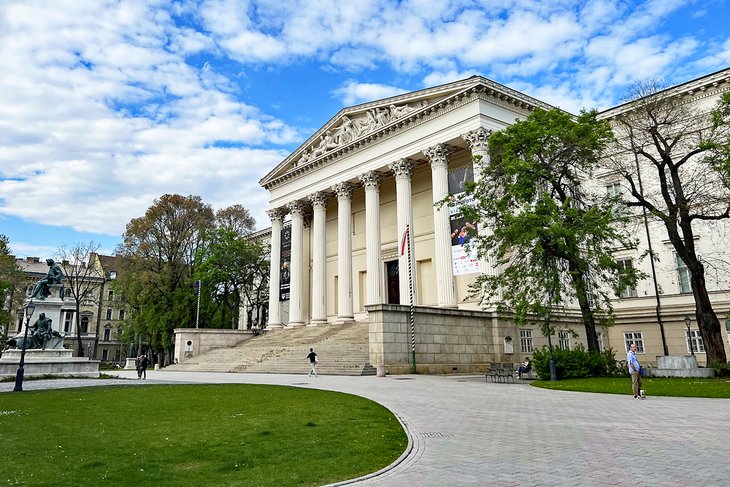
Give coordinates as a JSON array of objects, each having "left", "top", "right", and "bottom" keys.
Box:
[{"left": 518, "top": 358, "right": 531, "bottom": 379}]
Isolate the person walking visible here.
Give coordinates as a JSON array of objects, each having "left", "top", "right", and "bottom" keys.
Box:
[
  {"left": 139, "top": 353, "right": 150, "bottom": 380},
  {"left": 306, "top": 348, "right": 318, "bottom": 377},
  {"left": 627, "top": 343, "right": 643, "bottom": 399}
]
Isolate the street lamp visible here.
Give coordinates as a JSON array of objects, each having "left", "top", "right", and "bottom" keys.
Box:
[
  {"left": 684, "top": 315, "right": 695, "bottom": 357},
  {"left": 13, "top": 301, "right": 36, "bottom": 392}
]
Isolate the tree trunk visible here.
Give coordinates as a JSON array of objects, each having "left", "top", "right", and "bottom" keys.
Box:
[
  {"left": 689, "top": 261, "right": 727, "bottom": 366},
  {"left": 75, "top": 302, "right": 85, "bottom": 357},
  {"left": 567, "top": 261, "right": 600, "bottom": 352}
]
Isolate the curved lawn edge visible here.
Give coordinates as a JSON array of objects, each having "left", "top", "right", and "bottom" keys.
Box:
[{"left": 325, "top": 411, "right": 417, "bottom": 486}]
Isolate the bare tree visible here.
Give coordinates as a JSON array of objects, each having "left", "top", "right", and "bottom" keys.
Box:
[
  {"left": 57, "top": 242, "right": 105, "bottom": 357},
  {"left": 606, "top": 80, "right": 730, "bottom": 366}
]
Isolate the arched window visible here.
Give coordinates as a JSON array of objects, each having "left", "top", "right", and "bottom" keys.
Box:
[{"left": 80, "top": 316, "right": 89, "bottom": 333}]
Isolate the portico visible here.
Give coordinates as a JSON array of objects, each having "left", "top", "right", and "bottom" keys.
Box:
[{"left": 260, "top": 76, "right": 552, "bottom": 327}]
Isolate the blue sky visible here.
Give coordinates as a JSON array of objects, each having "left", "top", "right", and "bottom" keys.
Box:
[{"left": 1, "top": 0, "right": 729, "bottom": 259}]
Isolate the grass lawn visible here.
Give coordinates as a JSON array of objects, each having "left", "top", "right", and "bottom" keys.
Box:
[
  {"left": 532, "top": 376, "right": 730, "bottom": 398},
  {"left": 0, "top": 384, "right": 407, "bottom": 487}
]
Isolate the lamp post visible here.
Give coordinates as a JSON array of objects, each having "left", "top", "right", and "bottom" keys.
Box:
[
  {"left": 684, "top": 315, "right": 695, "bottom": 357},
  {"left": 14, "top": 301, "right": 36, "bottom": 392}
]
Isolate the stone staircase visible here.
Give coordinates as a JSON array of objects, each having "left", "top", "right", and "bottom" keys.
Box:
[{"left": 168, "top": 323, "right": 376, "bottom": 376}]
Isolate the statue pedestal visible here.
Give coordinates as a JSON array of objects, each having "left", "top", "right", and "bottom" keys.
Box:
[
  {"left": 17, "top": 285, "right": 71, "bottom": 340},
  {"left": 0, "top": 348, "right": 100, "bottom": 378},
  {"left": 2, "top": 290, "right": 101, "bottom": 378},
  {"left": 645, "top": 355, "right": 714, "bottom": 378}
]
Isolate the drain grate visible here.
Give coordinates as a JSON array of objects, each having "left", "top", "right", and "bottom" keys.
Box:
[{"left": 421, "top": 432, "right": 455, "bottom": 438}]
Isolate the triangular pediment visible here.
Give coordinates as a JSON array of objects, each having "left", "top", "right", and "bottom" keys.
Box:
[{"left": 260, "top": 76, "right": 552, "bottom": 188}]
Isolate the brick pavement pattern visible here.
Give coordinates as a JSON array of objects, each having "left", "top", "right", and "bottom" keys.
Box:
[{"left": 2, "top": 371, "right": 728, "bottom": 486}]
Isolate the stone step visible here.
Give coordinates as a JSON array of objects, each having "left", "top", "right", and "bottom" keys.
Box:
[{"left": 168, "top": 323, "right": 373, "bottom": 376}]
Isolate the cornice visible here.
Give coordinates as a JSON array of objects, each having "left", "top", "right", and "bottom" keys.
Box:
[
  {"left": 260, "top": 77, "right": 556, "bottom": 190},
  {"left": 599, "top": 68, "right": 730, "bottom": 120}
]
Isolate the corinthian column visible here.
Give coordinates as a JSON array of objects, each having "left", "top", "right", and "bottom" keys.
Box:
[
  {"left": 463, "top": 127, "right": 492, "bottom": 180},
  {"left": 359, "top": 171, "right": 383, "bottom": 306},
  {"left": 463, "top": 127, "right": 500, "bottom": 303},
  {"left": 308, "top": 192, "right": 328, "bottom": 325},
  {"left": 267, "top": 208, "right": 285, "bottom": 329},
  {"left": 389, "top": 158, "right": 418, "bottom": 305},
  {"left": 288, "top": 201, "right": 306, "bottom": 326},
  {"left": 424, "top": 144, "right": 456, "bottom": 307},
  {"left": 332, "top": 182, "right": 355, "bottom": 323}
]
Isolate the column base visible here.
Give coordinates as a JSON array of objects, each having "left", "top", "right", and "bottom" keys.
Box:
[
  {"left": 437, "top": 303, "right": 458, "bottom": 309},
  {"left": 288, "top": 321, "right": 306, "bottom": 327},
  {"left": 334, "top": 316, "right": 356, "bottom": 325},
  {"left": 307, "top": 320, "right": 327, "bottom": 327},
  {"left": 267, "top": 323, "right": 284, "bottom": 329}
]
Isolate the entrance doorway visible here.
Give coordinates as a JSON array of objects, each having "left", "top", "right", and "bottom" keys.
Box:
[{"left": 385, "top": 260, "right": 400, "bottom": 304}]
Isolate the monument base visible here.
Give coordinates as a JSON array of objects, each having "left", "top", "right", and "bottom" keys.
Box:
[
  {"left": 645, "top": 355, "right": 715, "bottom": 378},
  {"left": 0, "top": 349, "right": 100, "bottom": 378}
]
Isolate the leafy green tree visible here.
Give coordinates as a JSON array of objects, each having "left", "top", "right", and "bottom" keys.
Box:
[
  {"left": 194, "top": 227, "right": 268, "bottom": 329},
  {"left": 608, "top": 83, "right": 730, "bottom": 366},
  {"left": 456, "top": 108, "right": 640, "bottom": 352},
  {"left": 0, "top": 235, "right": 24, "bottom": 348},
  {"left": 117, "top": 194, "right": 215, "bottom": 365}
]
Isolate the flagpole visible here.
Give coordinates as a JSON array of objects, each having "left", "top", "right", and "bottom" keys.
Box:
[
  {"left": 405, "top": 224, "right": 416, "bottom": 374},
  {"left": 195, "top": 280, "right": 201, "bottom": 329}
]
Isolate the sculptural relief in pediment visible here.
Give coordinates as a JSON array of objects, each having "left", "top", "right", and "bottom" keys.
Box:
[{"left": 294, "top": 100, "right": 429, "bottom": 167}]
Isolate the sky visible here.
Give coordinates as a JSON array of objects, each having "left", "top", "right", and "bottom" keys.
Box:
[{"left": 1, "top": 0, "right": 729, "bottom": 259}]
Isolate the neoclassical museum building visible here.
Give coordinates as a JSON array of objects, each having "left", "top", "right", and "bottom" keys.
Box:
[{"left": 259, "top": 68, "right": 730, "bottom": 373}]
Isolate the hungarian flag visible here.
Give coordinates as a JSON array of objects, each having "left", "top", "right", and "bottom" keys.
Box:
[{"left": 400, "top": 225, "right": 409, "bottom": 256}]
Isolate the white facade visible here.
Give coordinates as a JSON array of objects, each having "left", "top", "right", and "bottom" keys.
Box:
[{"left": 259, "top": 71, "right": 730, "bottom": 369}]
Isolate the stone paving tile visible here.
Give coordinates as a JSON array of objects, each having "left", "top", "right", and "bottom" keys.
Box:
[{"left": 1, "top": 371, "right": 728, "bottom": 486}]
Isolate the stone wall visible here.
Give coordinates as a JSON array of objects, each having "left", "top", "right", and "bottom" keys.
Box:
[
  {"left": 173, "top": 328, "right": 256, "bottom": 363},
  {"left": 367, "top": 304, "right": 510, "bottom": 374}
]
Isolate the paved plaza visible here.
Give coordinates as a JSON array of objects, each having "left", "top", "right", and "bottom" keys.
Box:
[{"left": 2, "top": 371, "right": 728, "bottom": 486}]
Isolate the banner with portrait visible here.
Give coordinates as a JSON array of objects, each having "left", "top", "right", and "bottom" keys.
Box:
[
  {"left": 448, "top": 166, "right": 479, "bottom": 276},
  {"left": 279, "top": 225, "right": 291, "bottom": 301}
]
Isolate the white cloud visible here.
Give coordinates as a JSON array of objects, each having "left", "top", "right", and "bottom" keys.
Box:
[
  {"left": 0, "top": 0, "right": 301, "bottom": 236},
  {"left": 332, "top": 80, "right": 408, "bottom": 106}
]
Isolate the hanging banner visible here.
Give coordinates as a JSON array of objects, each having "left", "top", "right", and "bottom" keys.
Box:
[
  {"left": 279, "top": 225, "right": 291, "bottom": 301},
  {"left": 448, "top": 166, "right": 479, "bottom": 276}
]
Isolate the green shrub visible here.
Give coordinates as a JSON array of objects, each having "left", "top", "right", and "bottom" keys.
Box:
[
  {"left": 532, "top": 345, "right": 625, "bottom": 380},
  {"left": 712, "top": 362, "right": 730, "bottom": 377}
]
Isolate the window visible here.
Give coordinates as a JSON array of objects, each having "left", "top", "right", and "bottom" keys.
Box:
[
  {"left": 80, "top": 316, "right": 89, "bottom": 333},
  {"left": 102, "top": 349, "right": 109, "bottom": 361},
  {"left": 119, "top": 309, "right": 125, "bottom": 320},
  {"left": 558, "top": 330, "right": 571, "bottom": 350},
  {"left": 103, "top": 327, "right": 111, "bottom": 341},
  {"left": 617, "top": 259, "right": 638, "bottom": 298},
  {"left": 108, "top": 289, "right": 114, "bottom": 300},
  {"left": 597, "top": 332, "right": 605, "bottom": 352},
  {"left": 624, "top": 332, "right": 644, "bottom": 353},
  {"left": 676, "top": 255, "right": 691, "bottom": 294},
  {"left": 63, "top": 311, "right": 73, "bottom": 333},
  {"left": 686, "top": 329, "right": 705, "bottom": 353},
  {"left": 606, "top": 182, "right": 622, "bottom": 198},
  {"left": 520, "top": 329, "right": 533, "bottom": 353},
  {"left": 106, "top": 308, "right": 112, "bottom": 320},
  {"left": 109, "top": 271, "right": 117, "bottom": 279}
]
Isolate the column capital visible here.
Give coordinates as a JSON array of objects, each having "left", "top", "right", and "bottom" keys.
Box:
[
  {"left": 423, "top": 143, "right": 453, "bottom": 169},
  {"left": 462, "top": 127, "right": 493, "bottom": 153},
  {"left": 389, "top": 158, "right": 415, "bottom": 180},
  {"left": 288, "top": 200, "right": 306, "bottom": 216},
  {"left": 308, "top": 191, "right": 328, "bottom": 208},
  {"left": 267, "top": 208, "right": 286, "bottom": 223},
  {"left": 332, "top": 182, "right": 353, "bottom": 199},
  {"left": 359, "top": 171, "right": 382, "bottom": 190}
]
